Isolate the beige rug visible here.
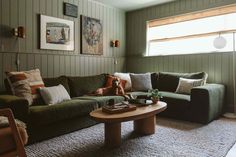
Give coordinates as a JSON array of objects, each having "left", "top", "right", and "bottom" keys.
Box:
[{"left": 26, "top": 117, "right": 236, "bottom": 157}]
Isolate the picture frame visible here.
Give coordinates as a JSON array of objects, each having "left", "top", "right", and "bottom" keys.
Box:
[
  {"left": 63, "top": 2, "right": 78, "bottom": 18},
  {"left": 40, "top": 15, "right": 74, "bottom": 51},
  {"left": 81, "top": 15, "right": 103, "bottom": 55}
]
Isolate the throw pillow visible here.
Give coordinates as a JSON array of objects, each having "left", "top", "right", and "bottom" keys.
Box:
[
  {"left": 114, "top": 72, "right": 131, "bottom": 91},
  {"left": 175, "top": 78, "right": 204, "bottom": 94},
  {"left": 130, "top": 73, "right": 153, "bottom": 91},
  {"left": 24, "top": 69, "right": 45, "bottom": 99},
  {"left": 105, "top": 75, "right": 126, "bottom": 89},
  {"left": 39, "top": 84, "right": 71, "bottom": 105},
  {"left": 6, "top": 69, "right": 45, "bottom": 105},
  {"left": 5, "top": 71, "right": 33, "bottom": 105}
]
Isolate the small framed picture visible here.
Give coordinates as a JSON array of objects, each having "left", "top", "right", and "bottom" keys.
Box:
[
  {"left": 63, "top": 2, "right": 78, "bottom": 18},
  {"left": 40, "top": 15, "right": 74, "bottom": 51}
]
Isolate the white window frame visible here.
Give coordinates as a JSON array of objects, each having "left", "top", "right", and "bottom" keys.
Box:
[{"left": 146, "top": 4, "right": 236, "bottom": 56}]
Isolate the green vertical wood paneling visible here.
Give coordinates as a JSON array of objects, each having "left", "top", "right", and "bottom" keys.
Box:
[
  {"left": 0, "top": 0, "right": 126, "bottom": 91},
  {"left": 126, "top": 0, "right": 236, "bottom": 110}
]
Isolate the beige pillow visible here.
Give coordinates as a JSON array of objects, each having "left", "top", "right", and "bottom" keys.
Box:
[
  {"left": 39, "top": 84, "right": 71, "bottom": 105},
  {"left": 175, "top": 78, "right": 204, "bottom": 94}
]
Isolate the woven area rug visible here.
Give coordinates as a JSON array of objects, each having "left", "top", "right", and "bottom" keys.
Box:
[{"left": 26, "top": 118, "right": 236, "bottom": 157}]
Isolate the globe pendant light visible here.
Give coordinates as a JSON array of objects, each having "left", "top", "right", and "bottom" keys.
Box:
[{"left": 213, "top": 34, "right": 227, "bottom": 49}]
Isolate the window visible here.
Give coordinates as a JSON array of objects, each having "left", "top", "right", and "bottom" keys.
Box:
[{"left": 146, "top": 5, "right": 236, "bottom": 56}]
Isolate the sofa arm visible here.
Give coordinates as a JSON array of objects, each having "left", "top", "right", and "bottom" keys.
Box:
[
  {"left": 0, "top": 95, "right": 29, "bottom": 122},
  {"left": 190, "top": 84, "right": 225, "bottom": 124}
]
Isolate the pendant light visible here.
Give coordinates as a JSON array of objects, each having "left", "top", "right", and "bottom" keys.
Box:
[{"left": 213, "top": 33, "right": 227, "bottom": 49}]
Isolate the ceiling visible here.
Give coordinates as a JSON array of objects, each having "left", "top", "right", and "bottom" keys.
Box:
[{"left": 93, "top": 0, "right": 175, "bottom": 11}]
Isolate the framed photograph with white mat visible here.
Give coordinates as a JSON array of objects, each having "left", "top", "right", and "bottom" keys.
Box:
[{"left": 40, "top": 15, "right": 74, "bottom": 51}]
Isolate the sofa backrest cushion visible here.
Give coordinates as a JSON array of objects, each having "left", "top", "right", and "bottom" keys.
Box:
[
  {"left": 68, "top": 74, "right": 107, "bottom": 97},
  {"left": 157, "top": 72, "right": 207, "bottom": 92},
  {"left": 151, "top": 73, "right": 159, "bottom": 89},
  {"left": 43, "top": 76, "right": 70, "bottom": 95}
]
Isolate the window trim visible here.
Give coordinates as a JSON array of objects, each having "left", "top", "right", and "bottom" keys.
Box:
[
  {"left": 146, "top": 4, "right": 236, "bottom": 56},
  {"left": 148, "top": 4, "right": 236, "bottom": 28}
]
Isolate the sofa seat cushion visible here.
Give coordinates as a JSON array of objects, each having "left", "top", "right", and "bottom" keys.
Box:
[
  {"left": 76, "top": 95, "right": 125, "bottom": 107},
  {"left": 159, "top": 91, "right": 191, "bottom": 119},
  {"left": 28, "top": 99, "right": 98, "bottom": 126}
]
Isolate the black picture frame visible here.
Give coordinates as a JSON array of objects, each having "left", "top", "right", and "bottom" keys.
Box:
[{"left": 63, "top": 2, "right": 78, "bottom": 18}]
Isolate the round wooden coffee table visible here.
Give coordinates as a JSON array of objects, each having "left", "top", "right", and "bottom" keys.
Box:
[{"left": 90, "top": 101, "right": 167, "bottom": 148}]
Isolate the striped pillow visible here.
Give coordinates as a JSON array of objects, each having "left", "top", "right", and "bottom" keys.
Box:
[
  {"left": 6, "top": 69, "right": 44, "bottom": 105},
  {"left": 24, "top": 69, "right": 45, "bottom": 99},
  {"left": 6, "top": 71, "right": 33, "bottom": 105}
]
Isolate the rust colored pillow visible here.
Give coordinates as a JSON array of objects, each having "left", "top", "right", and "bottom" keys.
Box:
[{"left": 105, "top": 75, "right": 126, "bottom": 89}]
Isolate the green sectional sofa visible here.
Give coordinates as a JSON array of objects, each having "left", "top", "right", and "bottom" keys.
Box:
[{"left": 0, "top": 72, "right": 225, "bottom": 143}]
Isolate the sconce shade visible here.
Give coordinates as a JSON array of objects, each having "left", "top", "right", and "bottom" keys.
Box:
[
  {"left": 213, "top": 35, "right": 226, "bottom": 49},
  {"left": 13, "top": 26, "right": 26, "bottom": 38},
  {"left": 110, "top": 40, "right": 120, "bottom": 47},
  {"left": 115, "top": 40, "right": 120, "bottom": 47}
]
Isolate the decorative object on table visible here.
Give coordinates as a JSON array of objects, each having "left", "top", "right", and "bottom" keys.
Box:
[
  {"left": 148, "top": 89, "right": 162, "bottom": 104},
  {"left": 63, "top": 2, "right": 78, "bottom": 18},
  {"left": 102, "top": 101, "right": 137, "bottom": 114},
  {"left": 81, "top": 15, "right": 103, "bottom": 55},
  {"left": 128, "top": 98, "right": 153, "bottom": 106},
  {"left": 40, "top": 15, "right": 74, "bottom": 51},
  {"left": 13, "top": 26, "right": 26, "bottom": 38}
]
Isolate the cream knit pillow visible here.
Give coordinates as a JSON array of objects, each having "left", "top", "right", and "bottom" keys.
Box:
[
  {"left": 39, "top": 84, "right": 71, "bottom": 105},
  {"left": 175, "top": 78, "right": 204, "bottom": 94}
]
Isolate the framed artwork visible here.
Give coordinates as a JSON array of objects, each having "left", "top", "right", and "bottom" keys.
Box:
[
  {"left": 40, "top": 15, "right": 74, "bottom": 51},
  {"left": 81, "top": 15, "right": 103, "bottom": 55},
  {"left": 63, "top": 2, "right": 78, "bottom": 18}
]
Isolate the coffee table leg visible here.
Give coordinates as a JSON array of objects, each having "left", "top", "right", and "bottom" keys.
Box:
[
  {"left": 134, "top": 116, "right": 156, "bottom": 135},
  {"left": 105, "top": 122, "right": 121, "bottom": 148}
]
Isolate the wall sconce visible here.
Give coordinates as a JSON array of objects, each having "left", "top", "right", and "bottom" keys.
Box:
[
  {"left": 13, "top": 26, "right": 26, "bottom": 38},
  {"left": 110, "top": 40, "right": 120, "bottom": 47}
]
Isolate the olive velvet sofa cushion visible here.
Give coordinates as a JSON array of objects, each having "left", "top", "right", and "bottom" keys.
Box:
[
  {"left": 157, "top": 72, "right": 207, "bottom": 92},
  {"left": 28, "top": 99, "right": 98, "bottom": 126},
  {"left": 43, "top": 76, "right": 70, "bottom": 95},
  {"left": 77, "top": 95, "right": 125, "bottom": 107},
  {"left": 68, "top": 74, "right": 107, "bottom": 97}
]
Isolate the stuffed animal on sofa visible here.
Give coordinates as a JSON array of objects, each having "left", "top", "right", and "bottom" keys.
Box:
[{"left": 94, "top": 77, "right": 125, "bottom": 96}]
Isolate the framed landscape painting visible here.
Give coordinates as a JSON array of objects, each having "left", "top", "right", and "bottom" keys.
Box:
[
  {"left": 81, "top": 15, "right": 103, "bottom": 55},
  {"left": 40, "top": 15, "right": 74, "bottom": 51}
]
